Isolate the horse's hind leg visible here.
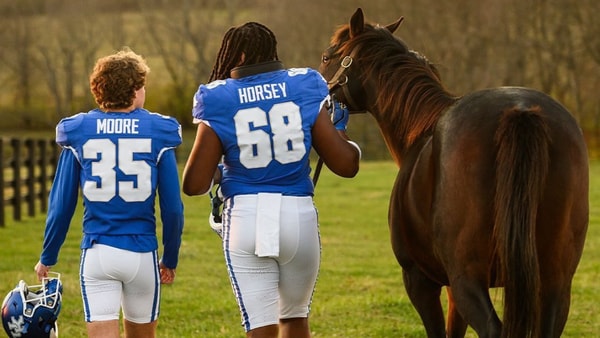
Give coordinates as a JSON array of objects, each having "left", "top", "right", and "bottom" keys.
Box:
[
  {"left": 402, "top": 267, "right": 446, "bottom": 337},
  {"left": 446, "top": 287, "right": 468, "bottom": 338},
  {"left": 537, "top": 225, "right": 582, "bottom": 337},
  {"left": 446, "top": 278, "right": 502, "bottom": 338},
  {"left": 539, "top": 285, "right": 571, "bottom": 338}
]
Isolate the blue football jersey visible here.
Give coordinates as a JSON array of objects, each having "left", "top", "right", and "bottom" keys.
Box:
[
  {"left": 192, "top": 67, "right": 329, "bottom": 198},
  {"left": 41, "top": 108, "right": 184, "bottom": 267}
]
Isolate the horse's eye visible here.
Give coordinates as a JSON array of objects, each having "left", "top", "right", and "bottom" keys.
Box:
[{"left": 321, "top": 55, "right": 330, "bottom": 64}]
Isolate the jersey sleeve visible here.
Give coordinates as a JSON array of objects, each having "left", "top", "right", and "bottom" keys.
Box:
[
  {"left": 309, "top": 69, "right": 331, "bottom": 121},
  {"left": 192, "top": 85, "right": 207, "bottom": 123},
  {"left": 55, "top": 113, "right": 86, "bottom": 148},
  {"left": 310, "top": 69, "right": 331, "bottom": 99},
  {"left": 192, "top": 80, "right": 229, "bottom": 124},
  {"left": 150, "top": 112, "right": 182, "bottom": 154},
  {"left": 293, "top": 68, "right": 329, "bottom": 127},
  {"left": 161, "top": 116, "right": 183, "bottom": 149}
]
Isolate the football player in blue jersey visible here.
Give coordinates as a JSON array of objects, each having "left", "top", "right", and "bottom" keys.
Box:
[
  {"left": 34, "top": 49, "right": 184, "bottom": 338},
  {"left": 182, "top": 22, "right": 361, "bottom": 338}
]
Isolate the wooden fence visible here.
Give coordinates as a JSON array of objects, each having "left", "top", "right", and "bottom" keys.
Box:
[{"left": 0, "top": 138, "right": 60, "bottom": 226}]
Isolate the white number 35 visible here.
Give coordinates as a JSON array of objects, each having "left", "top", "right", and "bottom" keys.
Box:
[{"left": 82, "top": 138, "right": 152, "bottom": 202}]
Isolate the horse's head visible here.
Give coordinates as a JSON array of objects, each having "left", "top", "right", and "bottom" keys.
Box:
[
  {"left": 319, "top": 8, "right": 404, "bottom": 113},
  {"left": 320, "top": 8, "right": 453, "bottom": 161}
]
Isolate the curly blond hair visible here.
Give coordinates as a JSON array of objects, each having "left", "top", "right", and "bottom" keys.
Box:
[{"left": 89, "top": 49, "right": 150, "bottom": 111}]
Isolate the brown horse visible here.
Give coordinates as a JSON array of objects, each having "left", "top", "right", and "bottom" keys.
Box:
[{"left": 319, "top": 8, "right": 589, "bottom": 338}]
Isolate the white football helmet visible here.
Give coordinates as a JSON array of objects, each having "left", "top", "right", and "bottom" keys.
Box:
[{"left": 209, "top": 185, "right": 224, "bottom": 238}]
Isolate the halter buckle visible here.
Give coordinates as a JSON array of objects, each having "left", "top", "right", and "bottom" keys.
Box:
[{"left": 341, "top": 55, "right": 353, "bottom": 68}]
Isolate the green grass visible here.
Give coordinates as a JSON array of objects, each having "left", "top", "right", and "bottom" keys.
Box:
[{"left": 1, "top": 161, "right": 598, "bottom": 337}]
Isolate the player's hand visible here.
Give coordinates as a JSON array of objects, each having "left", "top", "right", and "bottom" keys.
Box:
[
  {"left": 159, "top": 262, "right": 176, "bottom": 284},
  {"left": 34, "top": 261, "right": 51, "bottom": 281},
  {"left": 329, "top": 96, "right": 350, "bottom": 131}
]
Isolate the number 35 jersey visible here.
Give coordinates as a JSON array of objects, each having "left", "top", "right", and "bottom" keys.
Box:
[
  {"left": 193, "top": 66, "right": 329, "bottom": 198},
  {"left": 47, "top": 108, "right": 183, "bottom": 256}
]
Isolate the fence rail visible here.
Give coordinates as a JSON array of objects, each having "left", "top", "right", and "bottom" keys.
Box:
[{"left": 1, "top": 138, "right": 60, "bottom": 226}]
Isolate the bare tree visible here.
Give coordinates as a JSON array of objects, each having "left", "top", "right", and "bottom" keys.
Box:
[
  {"left": 36, "top": 1, "right": 113, "bottom": 121},
  {"left": 573, "top": 0, "right": 600, "bottom": 147},
  {"left": 0, "top": 2, "right": 39, "bottom": 126},
  {"left": 0, "top": 0, "right": 598, "bottom": 153},
  {"left": 136, "top": 0, "right": 249, "bottom": 123}
]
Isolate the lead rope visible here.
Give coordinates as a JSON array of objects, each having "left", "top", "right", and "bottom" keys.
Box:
[{"left": 312, "top": 157, "right": 325, "bottom": 187}]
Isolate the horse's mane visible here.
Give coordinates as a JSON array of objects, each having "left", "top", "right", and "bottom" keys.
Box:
[{"left": 331, "top": 23, "right": 457, "bottom": 150}]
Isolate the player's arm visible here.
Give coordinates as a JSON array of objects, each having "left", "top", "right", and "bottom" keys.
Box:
[
  {"left": 312, "top": 105, "right": 361, "bottom": 178},
  {"left": 157, "top": 149, "right": 184, "bottom": 270},
  {"left": 39, "top": 149, "right": 80, "bottom": 268},
  {"left": 182, "top": 122, "right": 224, "bottom": 196}
]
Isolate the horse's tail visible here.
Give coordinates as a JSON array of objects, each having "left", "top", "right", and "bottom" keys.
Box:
[{"left": 493, "top": 106, "right": 550, "bottom": 338}]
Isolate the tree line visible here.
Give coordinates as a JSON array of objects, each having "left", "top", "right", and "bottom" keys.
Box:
[{"left": 1, "top": 0, "right": 598, "bottom": 158}]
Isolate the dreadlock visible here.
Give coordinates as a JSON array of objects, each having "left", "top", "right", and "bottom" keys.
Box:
[{"left": 209, "top": 22, "right": 279, "bottom": 82}]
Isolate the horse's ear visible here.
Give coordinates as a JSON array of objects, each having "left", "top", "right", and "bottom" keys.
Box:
[
  {"left": 385, "top": 16, "right": 404, "bottom": 34},
  {"left": 349, "top": 8, "right": 365, "bottom": 38}
]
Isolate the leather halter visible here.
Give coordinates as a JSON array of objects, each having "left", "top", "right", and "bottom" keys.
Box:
[{"left": 326, "top": 46, "right": 363, "bottom": 112}]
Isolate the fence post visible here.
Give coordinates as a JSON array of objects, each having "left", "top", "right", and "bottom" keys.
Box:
[
  {"left": 25, "top": 139, "right": 36, "bottom": 217},
  {"left": 11, "top": 138, "right": 22, "bottom": 221},
  {"left": 1, "top": 137, "right": 59, "bottom": 226},
  {"left": 0, "top": 138, "right": 4, "bottom": 227},
  {"left": 38, "top": 139, "right": 49, "bottom": 212}
]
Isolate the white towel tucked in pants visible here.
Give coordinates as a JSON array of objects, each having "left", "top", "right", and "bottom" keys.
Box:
[{"left": 255, "top": 193, "right": 282, "bottom": 257}]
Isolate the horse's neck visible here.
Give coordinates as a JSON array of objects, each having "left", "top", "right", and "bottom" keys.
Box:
[
  {"left": 379, "top": 132, "right": 404, "bottom": 167},
  {"left": 371, "top": 96, "right": 455, "bottom": 164}
]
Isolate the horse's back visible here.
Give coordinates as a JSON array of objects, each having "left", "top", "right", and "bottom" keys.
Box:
[
  {"left": 437, "top": 86, "right": 587, "bottom": 183},
  {"left": 440, "top": 87, "right": 584, "bottom": 140}
]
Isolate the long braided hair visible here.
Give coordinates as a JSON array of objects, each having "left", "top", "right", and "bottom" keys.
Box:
[{"left": 208, "top": 22, "right": 279, "bottom": 82}]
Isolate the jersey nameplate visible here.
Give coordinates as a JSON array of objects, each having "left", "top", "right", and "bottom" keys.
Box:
[
  {"left": 238, "top": 83, "right": 287, "bottom": 104},
  {"left": 97, "top": 118, "right": 140, "bottom": 134}
]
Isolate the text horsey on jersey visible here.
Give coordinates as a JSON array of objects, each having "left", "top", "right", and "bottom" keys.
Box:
[{"left": 238, "top": 83, "right": 287, "bottom": 104}]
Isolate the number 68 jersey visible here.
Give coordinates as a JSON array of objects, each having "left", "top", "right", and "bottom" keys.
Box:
[{"left": 193, "top": 65, "right": 329, "bottom": 198}]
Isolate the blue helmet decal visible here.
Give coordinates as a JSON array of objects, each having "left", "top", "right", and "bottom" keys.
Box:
[{"left": 2, "top": 273, "right": 62, "bottom": 338}]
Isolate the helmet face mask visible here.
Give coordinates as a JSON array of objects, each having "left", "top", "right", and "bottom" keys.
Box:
[
  {"left": 2, "top": 272, "right": 62, "bottom": 338},
  {"left": 208, "top": 184, "right": 224, "bottom": 238}
]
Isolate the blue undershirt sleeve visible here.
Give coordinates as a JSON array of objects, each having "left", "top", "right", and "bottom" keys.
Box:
[
  {"left": 157, "top": 149, "right": 184, "bottom": 269},
  {"left": 40, "top": 149, "right": 80, "bottom": 266}
]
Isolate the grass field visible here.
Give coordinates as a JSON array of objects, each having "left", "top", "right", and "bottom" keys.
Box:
[{"left": 1, "top": 161, "right": 598, "bottom": 337}]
